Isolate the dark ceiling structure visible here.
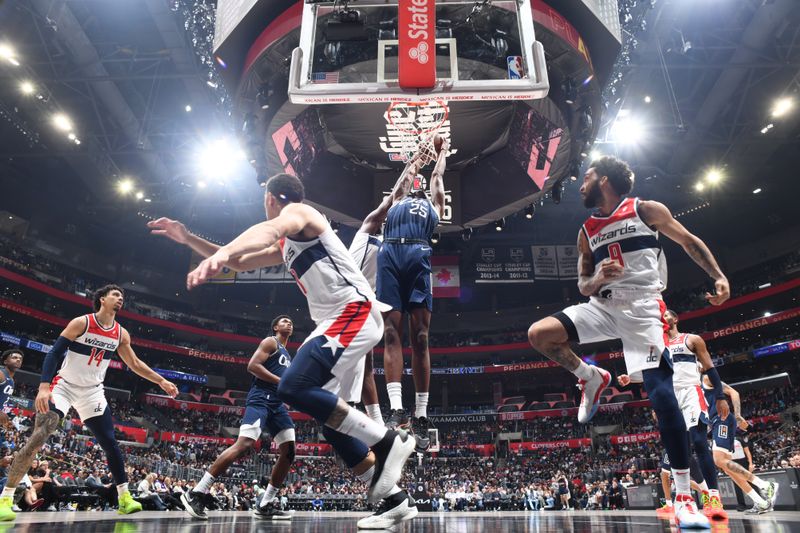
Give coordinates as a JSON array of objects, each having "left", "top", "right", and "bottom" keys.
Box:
[{"left": 0, "top": 0, "right": 798, "bottom": 259}]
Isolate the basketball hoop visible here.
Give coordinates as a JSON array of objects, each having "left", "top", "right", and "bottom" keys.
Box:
[{"left": 385, "top": 100, "right": 448, "bottom": 165}]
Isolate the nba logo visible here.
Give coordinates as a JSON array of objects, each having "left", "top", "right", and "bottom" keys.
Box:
[{"left": 507, "top": 56, "right": 524, "bottom": 79}]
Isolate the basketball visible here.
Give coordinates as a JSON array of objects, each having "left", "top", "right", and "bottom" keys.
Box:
[{"left": 433, "top": 134, "right": 444, "bottom": 153}]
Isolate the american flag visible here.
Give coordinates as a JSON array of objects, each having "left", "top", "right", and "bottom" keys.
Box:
[{"left": 312, "top": 72, "right": 339, "bottom": 84}]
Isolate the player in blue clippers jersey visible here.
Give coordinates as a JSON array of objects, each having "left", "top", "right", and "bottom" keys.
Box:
[
  {"left": 180, "top": 315, "right": 297, "bottom": 521},
  {"left": 700, "top": 375, "right": 778, "bottom": 514},
  {"left": 377, "top": 137, "right": 449, "bottom": 448},
  {"left": 0, "top": 350, "right": 22, "bottom": 441}
]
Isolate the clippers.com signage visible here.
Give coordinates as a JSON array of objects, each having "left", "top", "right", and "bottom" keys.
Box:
[{"left": 399, "top": 0, "right": 436, "bottom": 88}]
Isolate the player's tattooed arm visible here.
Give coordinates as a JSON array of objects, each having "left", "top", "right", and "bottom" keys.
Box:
[
  {"left": 576, "top": 229, "right": 622, "bottom": 296},
  {"left": 638, "top": 200, "right": 729, "bottom": 305},
  {"left": 723, "top": 382, "right": 742, "bottom": 418},
  {"left": 430, "top": 138, "right": 450, "bottom": 219},
  {"left": 6, "top": 410, "right": 60, "bottom": 487}
]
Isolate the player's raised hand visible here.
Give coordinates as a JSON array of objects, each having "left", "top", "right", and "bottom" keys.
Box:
[
  {"left": 159, "top": 379, "right": 179, "bottom": 398},
  {"left": 705, "top": 277, "right": 730, "bottom": 306},
  {"left": 186, "top": 249, "right": 229, "bottom": 289},
  {"left": 148, "top": 217, "right": 189, "bottom": 244},
  {"left": 617, "top": 374, "right": 631, "bottom": 387},
  {"left": 35, "top": 387, "right": 52, "bottom": 414},
  {"left": 595, "top": 258, "right": 624, "bottom": 285}
]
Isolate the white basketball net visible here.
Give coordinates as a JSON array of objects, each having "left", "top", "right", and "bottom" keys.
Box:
[{"left": 385, "top": 100, "right": 449, "bottom": 165}]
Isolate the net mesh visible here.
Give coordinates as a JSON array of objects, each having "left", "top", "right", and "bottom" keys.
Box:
[{"left": 386, "top": 100, "right": 448, "bottom": 165}]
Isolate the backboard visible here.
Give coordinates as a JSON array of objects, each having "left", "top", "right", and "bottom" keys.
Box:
[{"left": 288, "top": 0, "right": 549, "bottom": 104}]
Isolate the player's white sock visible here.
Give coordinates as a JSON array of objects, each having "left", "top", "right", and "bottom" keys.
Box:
[
  {"left": 664, "top": 499, "right": 673, "bottom": 507},
  {"left": 698, "top": 480, "right": 708, "bottom": 492},
  {"left": 260, "top": 483, "right": 279, "bottom": 506},
  {"left": 357, "top": 465, "right": 375, "bottom": 483},
  {"left": 194, "top": 472, "right": 216, "bottom": 494},
  {"left": 415, "top": 393, "right": 429, "bottom": 418},
  {"left": 365, "top": 404, "right": 383, "bottom": 424},
  {"left": 1, "top": 487, "right": 15, "bottom": 499},
  {"left": 746, "top": 489, "right": 767, "bottom": 507},
  {"left": 336, "top": 406, "right": 386, "bottom": 446},
  {"left": 573, "top": 361, "right": 594, "bottom": 381},
  {"left": 116, "top": 482, "right": 129, "bottom": 497},
  {"left": 387, "top": 382, "right": 403, "bottom": 411},
  {"left": 672, "top": 468, "right": 691, "bottom": 497},
  {"left": 751, "top": 476, "right": 769, "bottom": 490}
]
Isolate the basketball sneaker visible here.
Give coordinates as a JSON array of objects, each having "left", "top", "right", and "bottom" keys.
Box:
[
  {"left": 0, "top": 496, "right": 15, "bottom": 521},
  {"left": 744, "top": 501, "right": 772, "bottom": 514},
  {"left": 367, "top": 429, "right": 416, "bottom": 503},
  {"left": 577, "top": 367, "right": 611, "bottom": 423},
  {"left": 357, "top": 492, "right": 418, "bottom": 529},
  {"left": 656, "top": 502, "right": 674, "bottom": 518},
  {"left": 180, "top": 490, "right": 208, "bottom": 520},
  {"left": 117, "top": 492, "right": 142, "bottom": 515},
  {"left": 704, "top": 491, "right": 727, "bottom": 521},
  {"left": 411, "top": 416, "right": 432, "bottom": 452},
  {"left": 764, "top": 481, "right": 779, "bottom": 507},
  {"left": 385, "top": 409, "right": 409, "bottom": 430},
  {"left": 674, "top": 493, "right": 710, "bottom": 529},
  {"left": 253, "top": 500, "right": 292, "bottom": 520}
]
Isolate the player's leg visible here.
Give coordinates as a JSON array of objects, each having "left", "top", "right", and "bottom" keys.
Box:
[
  {"left": 376, "top": 250, "right": 406, "bottom": 425},
  {"left": 658, "top": 453, "right": 674, "bottom": 514},
  {"left": 528, "top": 302, "right": 613, "bottom": 423},
  {"left": 409, "top": 306, "right": 432, "bottom": 449},
  {"left": 254, "top": 410, "right": 296, "bottom": 520},
  {"left": 277, "top": 306, "right": 415, "bottom": 503},
  {"left": 361, "top": 351, "right": 383, "bottom": 424},
  {"left": 0, "top": 408, "right": 61, "bottom": 521},
  {"left": 81, "top": 403, "right": 140, "bottom": 515},
  {"left": 183, "top": 405, "right": 262, "bottom": 519}
]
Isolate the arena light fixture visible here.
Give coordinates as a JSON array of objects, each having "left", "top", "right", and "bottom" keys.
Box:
[
  {"left": 694, "top": 182, "right": 705, "bottom": 192},
  {"left": 752, "top": 188, "right": 762, "bottom": 194},
  {"left": 705, "top": 169, "right": 723, "bottom": 185},
  {"left": 610, "top": 117, "right": 645, "bottom": 145},
  {"left": 197, "top": 180, "right": 207, "bottom": 189},
  {"left": 118, "top": 179, "right": 134, "bottom": 194},
  {"left": 431, "top": 233, "right": 440, "bottom": 244},
  {"left": 495, "top": 218, "right": 505, "bottom": 232},
  {"left": 20, "top": 80, "right": 35, "bottom": 95},
  {"left": 771, "top": 97, "right": 794, "bottom": 118},
  {"left": 185, "top": 104, "right": 192, "bottom": 112},
  {"left": 135, "top": 191, "right": 144, "bottom": 200},
  {"left": 52, "top": 113, "right": 73, "bottom": 132},
  {"left": 198, "top": 138, "right": 245, "bottom": 179},
  {"left": 68, "top": 132, "right": 76, "bottom": 141},
  {"left": 0, "top": 44, "right": 19, "bottom": 66},
  {"left": 525, "top": 204, "right": 534, "bottom": 219},
  {"left": 589, "top": 150, "right": 602, "bottom": 161},
  {"left": 644, "top": 95, "right": 652, "bottom": 103}
]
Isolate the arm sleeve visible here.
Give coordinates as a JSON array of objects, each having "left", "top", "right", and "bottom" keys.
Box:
[
  {"left": 705, "top": 367, "right": 724, "bottom": 400},
  {"left": 40, "top": 336, "right": 71, "bottom": 383}
]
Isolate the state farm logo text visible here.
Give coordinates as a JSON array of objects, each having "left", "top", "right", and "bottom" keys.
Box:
[{"left": 405, "top": 0, "right": 432, "bottom": 64}]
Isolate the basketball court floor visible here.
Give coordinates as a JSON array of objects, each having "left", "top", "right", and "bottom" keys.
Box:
[{"left": 3, "top": 510, "right": 798, "bottom": 532}]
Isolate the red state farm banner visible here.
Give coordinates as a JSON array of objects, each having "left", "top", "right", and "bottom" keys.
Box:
[
  {"left": 432, "top": 255, "right": 460, "bottom": 298},
  {"left": 610, "top": 431, "right": 660, "bottom": 445},
  {"left": 510, "top": 439, "right": 591, "bottom": 451},
  {"left": 398, "top": 0, "right": 435, "bottom": 88}
]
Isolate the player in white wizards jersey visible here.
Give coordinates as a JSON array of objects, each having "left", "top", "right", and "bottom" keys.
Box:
[
  {"left": 0, "top": 285, "right": 179, "bottom": 522},
  {"left": 620, "top": 309, "right": 728, "bottom": 520},
  {"left": 185, "top": 174, "right": 417, "bottom": 529},
  {"left": 528, "top": 156, "right": 729, "bottom": 529}
]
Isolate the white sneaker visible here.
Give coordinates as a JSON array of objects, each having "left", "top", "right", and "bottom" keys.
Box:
[
  {"left": 674, "top": 495, "right": 710, "bottom": 530},
  {"left": 764, "top": 481, "right": 779, "bottom": 507},
  {"left": 577, "top": 367, "right": 611, "bottom": 423},
  {"left": 367, "top": 430, "right": 416, "bottom": 503},
  {"left": 358, "top": 492, "right": 418, "bottom": 529}
]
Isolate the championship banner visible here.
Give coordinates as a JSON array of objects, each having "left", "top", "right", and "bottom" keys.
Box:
[
  {"left": 509, "top": 439, "right": 591, "bottom": 451},
  {"left": 474, "top": 246, "right": 534, "bottom": 284},
  {"left": 610, "top": 431, "right": 660, "bottom": 445},
  {"left": 556, "top": 245, "right": 579, "bottom": 279},
  {"left": 432, "top": 255, "right": 460, "bottom": 298},
  {"left": 531, "top": 245, "right": 558, "bottom": 279}
]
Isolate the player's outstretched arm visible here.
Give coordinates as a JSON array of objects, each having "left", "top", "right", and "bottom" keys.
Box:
[
  {"left": 722, "top": 382, "right": 742, "bottom": 419},
  {"left": 117, "top": 328, "right": 178, "bottom": 398},
  {"left": 148, "top": 217, "right": 278, "bottom": 273},
  {"left": 638, "top": 200, "right": 729, "bottom": 305},
  {"left": 359, "top": 159, "right": 420, "bottom": 234},
  {"left": 430, "top": 138, "right": 449, "bottom": 219},
  {"left": 247, "top": 337, "right": 281, "bottom": 385},
  {"left": 187, "top": 203, "right": 322, "bottom": 289}
]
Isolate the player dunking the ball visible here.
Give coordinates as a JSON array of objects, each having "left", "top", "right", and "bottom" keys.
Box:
[
  {"left": 528, "top": 156, "right": 729, "bottom": 529},
  {"left": 185, "top": 174, "right": 417, "bottom": 529},
  {"left": 378, "top": 136, "right": 449, "bottom": 450},
  {"left": 0, "top": 285, "right": 179, "bottom": 521}
]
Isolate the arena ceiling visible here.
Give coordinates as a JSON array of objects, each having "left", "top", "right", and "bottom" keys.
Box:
[{"left": 0, "top": 0, "right": 799, "bottom": 252}]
